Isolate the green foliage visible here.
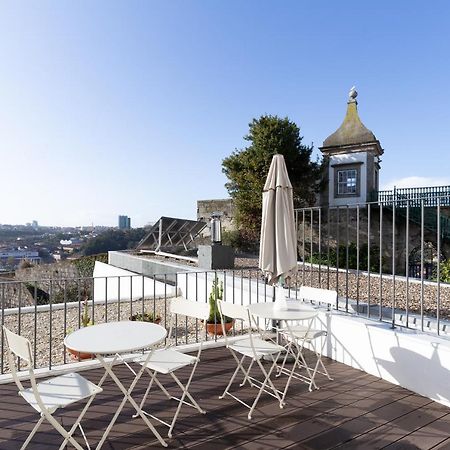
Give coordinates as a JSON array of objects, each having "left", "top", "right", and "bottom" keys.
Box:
[
  {"left": 221, "top": 229, "right": 259, "bottom": 253},
  {"left": 436, "top": 259, "right": 450, "bottom": 283},
  {"left": 18, "top": 259, "right": 35, "bottom": 270},
  {"left": 73, "top": 253, "right": 108, "bottom": 278},
  {"left": 52, "top": 285, "right": 77, "bottom": 304},
  {"left": 81, "top": 228, "right": 146, "bottom": 256},
  {"left": 81, "top": 294, "right": 92, "bottom": 327},
  {"left": 309, "top": 243, "right": 382, "bottom": 272},
  {"left": 222, "top": 115, "right": 321, "bottom": 242},
  {"left": 207, "top": 277, "right": 232, "bottom": 324},
  {"left": 130, "top": 311, "right": 161, "bottom": 322}
]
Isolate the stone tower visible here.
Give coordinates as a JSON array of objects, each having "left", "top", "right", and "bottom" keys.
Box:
[{"left": 320, "top": 87, "right": 383, "bottom": 207}]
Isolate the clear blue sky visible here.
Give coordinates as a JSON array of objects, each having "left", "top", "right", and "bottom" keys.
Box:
[{"left": 1, "top": 1, "right": 449, "bottom": 227}]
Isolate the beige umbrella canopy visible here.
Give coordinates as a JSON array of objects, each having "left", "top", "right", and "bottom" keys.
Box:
[{"left": 259, "top": 154, "right": 297, "bottom": 285}]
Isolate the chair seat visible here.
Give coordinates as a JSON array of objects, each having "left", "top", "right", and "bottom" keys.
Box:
[
  {"left": 20, "top": 372, "right": 102, "bottom": 414},
  {"left": 280, "top": 325, "right": 327, "bottom": 341},
  {"left": 135, "top": 349, "right": 198, "bottom": 374},
  {"left": 229, "top": 337, "right": 284, "bottom": 359}
]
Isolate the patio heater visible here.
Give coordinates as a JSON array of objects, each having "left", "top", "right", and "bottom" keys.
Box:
[
  {"left": 198, "top": 212, "right": 234, "bottom": 270},
  {"left": 210, "top": 211, "right": 222, "bottom": 245}
]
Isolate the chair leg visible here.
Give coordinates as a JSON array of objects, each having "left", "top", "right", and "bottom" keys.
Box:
[
  {"left": 42, "top": 411, "right": 85, "bottom": 450},
  {"left": 248, "top": 355, "right": 283, "bottom": 420},
  {"left": 132, "top": 368, "right": 160, "bottom": 418},
  {"left": 58, "top": 392, "right": 98, "bottom": 450},
  {"left": 170, "top": 371, "right": 205, "bottom": 414},
  {"left": 276, "top": 340, "right": 295, "bottom": 377},
  {"left": 312, "top": 338, "right": 333, "bottom": 381},
  {"left": 167, "top": 362, "right": 204, "bottom": 438},
  {"left": 20, "top": 415, "right": 45, "bottom": 450},
  {"left": 239, "top": 358, "right": 255, "bottom": 387},
  {"left": 219, "top": 353, "right": 246, "bottom": 399}
]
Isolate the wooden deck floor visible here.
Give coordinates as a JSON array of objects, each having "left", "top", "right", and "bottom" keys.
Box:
[{"left": 0, "top": 347, "right": 449, "bottom": 450}]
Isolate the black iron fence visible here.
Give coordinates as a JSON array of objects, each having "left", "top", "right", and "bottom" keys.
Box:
[
  {"left": 295, "top": 193, "right": 450, "bottom": 333},
  {"left": 2, "top": 193, "right": 450, "bottom": 377}
]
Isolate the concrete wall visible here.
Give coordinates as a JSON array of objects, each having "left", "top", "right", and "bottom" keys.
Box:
[
  {"left": 108, "top": 251, "right": 190, "bottom": 283},
  {"left": 177, "top": 270, "right": 273, "bottom": 304},
  {"left": 93, "top": 261, "right": 177, "bottom": 301}
]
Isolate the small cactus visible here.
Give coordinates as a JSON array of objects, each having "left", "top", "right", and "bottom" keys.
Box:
[{"left": 207, "top": 276, "right": 231, "bottom": 324}]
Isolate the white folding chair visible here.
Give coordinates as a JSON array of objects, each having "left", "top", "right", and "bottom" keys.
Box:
[
  {"left": 277, "top": 286, "right": 335, "bottom": 392},
  {"left": 217, "top": 300, "right": 285, "bottom": 419},
  {"left": 3, "top": 326, "right": 102, "bottom": 450},
  {"left": 132, "top": 298, "right": 209, "bottom": 438}
]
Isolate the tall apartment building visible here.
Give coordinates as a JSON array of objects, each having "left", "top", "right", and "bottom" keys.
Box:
[{"left": 118, "top": 215, "right": 131, "bottom": 230}]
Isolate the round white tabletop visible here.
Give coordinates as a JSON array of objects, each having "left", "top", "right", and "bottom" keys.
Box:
[
  {"left": 64, "top": 321, "right": 167, "bottom": 355},
  {"left": 248, "top": 302, "right": 317, "bottom": 321}
]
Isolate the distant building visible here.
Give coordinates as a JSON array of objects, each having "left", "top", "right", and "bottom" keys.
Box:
[
  {"left": 0, "top": 249, "right": 41, "bottom": 267},
  {"left": 118, "top": 215, "right": 131, "bottom": 230},
  {"left": 319, "top": 87, "right": 383, "bottom": 208}
]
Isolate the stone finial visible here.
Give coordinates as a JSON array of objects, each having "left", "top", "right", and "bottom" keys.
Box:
[
  {"left": 348, "top": 86, "right": 358, "bottom": 103},
  {"left": 321, "top": 86, "right": 379, "bottom": 148}
]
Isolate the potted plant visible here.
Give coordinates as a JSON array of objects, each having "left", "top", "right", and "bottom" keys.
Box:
[
  {"left": 68, "top": 294, "right": 94, "bottom": 360},
  {"left": 205, "top": 277, "right": 233, "bottom": 335},
  {"left": 130, "top": 311, "right": 161, "bottom": 324}
]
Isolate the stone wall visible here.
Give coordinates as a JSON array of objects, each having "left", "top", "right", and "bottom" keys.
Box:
[
  {"left": 197, "top": 198, "right": 236, "bottom": 235},
  {"left": 1, "top": 261, "right": 82, "bottom": 308},
  {"left": 298, "top": 206, "right": 450, "bottom": 275}
]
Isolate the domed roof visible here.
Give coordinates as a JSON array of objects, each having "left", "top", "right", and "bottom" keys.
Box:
[{"left": 322, "top": 88, "right": 377, "bottom": 148}]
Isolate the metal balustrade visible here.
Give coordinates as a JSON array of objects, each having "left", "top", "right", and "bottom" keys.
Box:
[
  {"left": 1, "top": 193, "right": 450, "bottom": 377},
  {"left": 295, "top": 193, "right": 450, "bottom": 334}
]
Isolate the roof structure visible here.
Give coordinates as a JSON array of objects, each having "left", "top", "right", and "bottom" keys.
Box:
[
  {"left": 136, "top": 216, "right": 207, "bottom": 252},
  {"left": 321, "top": 87, "right": 381, "bottom": 151}
]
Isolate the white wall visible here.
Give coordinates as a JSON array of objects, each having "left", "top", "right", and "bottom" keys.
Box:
[
  {"left": 176, "top": 271, "right": 276, "bottom": 305},
  {"left": 313, "top": 311, "right": 450, "bottom": 408},
  {"left": 93, "top": 261, "right": 177, "bottom": 302},
  {"left": 329, "top": 152, "right": 367, "bottom": 207}
]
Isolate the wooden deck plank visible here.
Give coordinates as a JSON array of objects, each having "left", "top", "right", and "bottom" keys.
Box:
[
  {"left": 0, "top": 346, "right": 448, "bottom": 450},
  {"left": 382, "top": 412, "right": 450, "bottom": 449}
]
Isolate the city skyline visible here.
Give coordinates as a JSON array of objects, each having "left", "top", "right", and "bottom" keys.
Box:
[{"left": 1, "top": 1, "right": 450, "bottom": 227}]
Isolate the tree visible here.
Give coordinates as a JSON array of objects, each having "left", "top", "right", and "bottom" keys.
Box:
[
  {"left": 222, "top": 115, "right": 321, "bottom": 242},
  {"left": 82, "top": 228, "right": 146, "bottom": 256}
]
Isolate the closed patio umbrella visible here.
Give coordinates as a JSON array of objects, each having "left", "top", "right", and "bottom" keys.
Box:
[{"left": 259, "top": 154, "right": 297, "bottom": 286}]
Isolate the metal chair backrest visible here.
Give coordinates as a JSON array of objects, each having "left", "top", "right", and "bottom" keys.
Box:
[
  {"left": 299, "top": 286, "right": 337, "bottom": 308},
  {"left": 170, "top": 297, "right": 209, "bottom": 321},
  {"left": 217, "top": 300, "right": 248, "bottom": 322},
  {"left": 167, "top": 297, "right": 209, "bottom": 348},
  {"left": 3, "top": 326, "right": 32, "bottom": 365},
  {"left": 2, "top": 326, "right": 46, "bottom": 411},
  {"left": 217, "top": 300, "right": 259, "bottom": 348}
]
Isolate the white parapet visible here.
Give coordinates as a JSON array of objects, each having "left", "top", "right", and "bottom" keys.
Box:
[
  {"left": 313, "top": 310, "right": 450, "bottom": 408},
  {"left": 93, "top": 261, "right": 177, "bottom": 302},
  {"left": 176, "top": 270, "right": 274, "bottom": 305}
]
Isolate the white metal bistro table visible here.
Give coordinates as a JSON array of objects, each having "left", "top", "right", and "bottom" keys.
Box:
[
  {"left": 64, "top": 321, "right": 168, "bottom": 448},
  {"left": 248, "top": 302, "right": 319, "bottom": 403}
]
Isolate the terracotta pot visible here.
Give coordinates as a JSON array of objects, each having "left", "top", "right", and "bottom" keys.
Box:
[
  {"left": 67, "top": 347, "right": 94, "bottom": 360},
  {"left": 205, "top": 320, "right": 234, "bottom": 336}
]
